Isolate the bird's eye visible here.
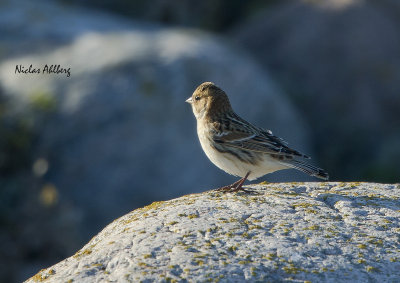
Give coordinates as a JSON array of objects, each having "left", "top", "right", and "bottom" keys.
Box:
[{"left": 195, "top": 96, "right": 200, "bottom": 101}]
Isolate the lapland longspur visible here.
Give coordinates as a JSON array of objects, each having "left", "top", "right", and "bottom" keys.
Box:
[{"left": 186, "top": 82, "right": 329, "bottom": 192}]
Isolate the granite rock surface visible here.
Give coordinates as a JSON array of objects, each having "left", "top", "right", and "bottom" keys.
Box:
[{"left": 27, "top": 182, "right": 400, "bottom": 282}]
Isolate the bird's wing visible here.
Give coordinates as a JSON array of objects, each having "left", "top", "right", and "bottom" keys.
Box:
[{"left": 212, "top": 114, "right": 309, "bottom": 158}]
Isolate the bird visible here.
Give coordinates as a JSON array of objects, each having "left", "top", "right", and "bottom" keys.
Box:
[{"left": 186, "top": 82, "right": 329, "bottom": 192}]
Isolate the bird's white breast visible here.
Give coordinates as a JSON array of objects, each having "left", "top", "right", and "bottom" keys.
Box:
[{"left": 196, "top": 122, "right": 286, "bottom": 180}]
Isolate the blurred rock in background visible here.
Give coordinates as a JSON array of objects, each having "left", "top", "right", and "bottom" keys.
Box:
[
  {"left": 61, "top": 0, "right": 400, "bottom": 182},
  {"left": 64, "top": 0, "right": 280, "bottom": 32},
  {"left": 0, "top": 0, "right": 312, "bottom": 281},
  {"left": 234, "top": 0, "right": 400, "bottom": 182}
]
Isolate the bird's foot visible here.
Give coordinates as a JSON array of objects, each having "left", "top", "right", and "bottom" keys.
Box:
[
  {"left": 227, "top": 182, "right": 252, "bottom": 193},
  {"left": 215, "top": 172, "right": 251, "bottom": 193},
  {"left": 216, "top": 185, "right": 250, "bottom": 193},
  {"left": 216, "top": 185, "right": 230, "bottom": 192}
]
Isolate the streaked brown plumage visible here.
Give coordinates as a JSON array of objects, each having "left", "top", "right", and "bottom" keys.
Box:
[{"left": 186, "top": 82, "right": 329, "bottom": 192}]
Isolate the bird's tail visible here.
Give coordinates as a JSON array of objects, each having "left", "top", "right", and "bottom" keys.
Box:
[{"left": 280, "top": 159, "right": 329, "bottom": 180}]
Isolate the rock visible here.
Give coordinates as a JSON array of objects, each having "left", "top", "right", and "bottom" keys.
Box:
[
  {"left": 65, "top": 0, "right": 272, "bottom": 32},
  {"left": 0, "top": 0, "right": 313, "bottom": 281},
  {"left": 25, "top": 182, "right": 400, "bottom": 282},
  {"left": 233, "top": 0, "right": 400, "bottom": 182}
]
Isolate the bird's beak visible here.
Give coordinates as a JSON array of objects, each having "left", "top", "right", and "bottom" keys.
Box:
[{"left": 185, "top": 97, "right": 193, "bottom": 104}]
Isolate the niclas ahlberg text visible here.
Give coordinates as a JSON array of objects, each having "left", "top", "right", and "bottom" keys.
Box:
[{"left": 15, "top": 64, "right": 71, "bottom": 77}]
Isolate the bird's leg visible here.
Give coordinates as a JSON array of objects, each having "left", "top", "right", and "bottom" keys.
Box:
[
  {"left": 216, "top": 171, "right": 251, "bottom": 192},
  {"left": 215, "top": 177, "right": 244, "bottom": 191},
  {"left": 230, "top": 171, "right": 250, "bottom": 192}
]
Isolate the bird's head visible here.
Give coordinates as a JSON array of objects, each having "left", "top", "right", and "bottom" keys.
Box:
[{"left": 186, "top": 82, "right": 232, "bottom": 120}]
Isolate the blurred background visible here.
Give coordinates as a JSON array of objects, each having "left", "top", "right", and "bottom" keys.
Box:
[{"left": 1, "top": 0, "right": 399, "bottom": 281}]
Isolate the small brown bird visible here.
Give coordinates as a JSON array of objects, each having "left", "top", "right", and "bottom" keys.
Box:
[{"left": 186, "top": 82, "right": 329, "bottom": 192}]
